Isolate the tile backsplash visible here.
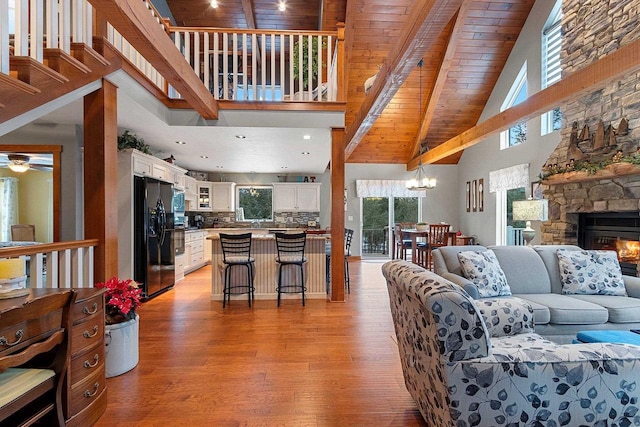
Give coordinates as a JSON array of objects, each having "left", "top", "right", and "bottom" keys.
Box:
[{"left": 186, "top": 211, "right": 321, "bottom": 229}]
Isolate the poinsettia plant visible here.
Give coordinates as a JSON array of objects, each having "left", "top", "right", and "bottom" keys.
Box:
[{"left": 95, "top": 277, "right": 142, "bottom": 325}]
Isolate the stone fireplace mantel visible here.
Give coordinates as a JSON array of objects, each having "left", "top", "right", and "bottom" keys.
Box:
[{"left": 543, "top": 163, "right": 640, "bottom": 185}]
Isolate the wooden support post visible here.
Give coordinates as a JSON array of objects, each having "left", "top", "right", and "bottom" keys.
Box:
[
  {"left": 330, "top": 127, "right": 346, "bottom": 302},
  {"left": 336, "top": 23, "right": 345, "bottom": 103},
  {"left": 84, "top": 79, "right": 118, "bottom": 283}
]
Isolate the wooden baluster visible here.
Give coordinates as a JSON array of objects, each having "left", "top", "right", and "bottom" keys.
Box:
[
  {"left": 260, "top": 33, "right": 265, "bottom": 100},
  {"left": 270, "top": 33, "right": 275, "bottom": 100},
  {"left": 251, "top": 33, "right": 257, "bottom": 99},
  {"left": 83, "top": 0, "right": 91, "bottom": 47},
  {"left": 194, "top": 31, "right": 200, "bottom": 82},
  {"left": 316, "top": 35, "right": 322, "bottom": 102},
  {"left": 279, "top": 34, "right": 284, "bottom": 101},
  {"left": 60, "top": 248, "right": 71, "bottom": 288},
  {"left": 204, "top": 32, "right": 209, "bottom": 94},
  {"left": 46, "top": 251, "right": 59, "bottom": 288},
  {"left": 15, "top": 0, "right": 28, "bottom": 56},
  {"left": 306, "top": 35, "right": 312, "bottom": 100},
  {"left": 327, "top": 35, "right": 333, "bottom": 101},
  {"left": 232, "top": 32, "right": 238, "bottom": 100},
  {"left": 241, "top": 33, "right": 247, "bottom": 100},
  {"left": 213, "top": 32, "right": 219, "bottom": 100},
  {"left": 288, "top": 34, "right": 294, "bottom": 100},
  {"left": 222, "top": 32, "right": 228, "bottom": 100}
]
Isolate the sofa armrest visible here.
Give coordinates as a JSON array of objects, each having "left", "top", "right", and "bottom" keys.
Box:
[
  {"left": 624, "top": 275, "right": 640, "bottom": 298},
  {"left": 474, "top": 297, "right": 535, "bottom": 337},
  {"left": 439, "top": 272, "right": 479, "bottom": 299}
]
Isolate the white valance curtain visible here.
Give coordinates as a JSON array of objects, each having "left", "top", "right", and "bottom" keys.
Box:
[
  {"left": 355, "top": 180, "right": 425, "bottom": 198},
  {"left": 489, "top": 164, "right": 529, "bottom": 193},
  {"left": 0, "top": 177, "right": 19, "bottom": 241}
]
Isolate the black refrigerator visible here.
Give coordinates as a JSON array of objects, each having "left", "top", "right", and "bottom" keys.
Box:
[{"left": 134, "top": 176, "right": 176, "bottom": 299}]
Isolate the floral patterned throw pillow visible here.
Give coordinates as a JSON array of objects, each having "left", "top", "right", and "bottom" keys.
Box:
[
  {"left": 557, "top": 250, "right": 627, "bottom": 295},
  {"left": 457, "top": 250, "right": 512, "bottom": 297}
]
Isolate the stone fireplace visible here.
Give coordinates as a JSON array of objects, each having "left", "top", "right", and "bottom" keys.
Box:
[
  {"left": 539, "top": 0, "right": 640, "bottom": 260},
  {"left": 578, "top": 211, "right": 640, "bottom": 275}
]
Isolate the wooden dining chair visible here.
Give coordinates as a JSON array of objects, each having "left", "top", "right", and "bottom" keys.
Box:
[
  {"left": 11, "top": 224, "right": 35, "bottom": 242},
  {"left": 424, "top": 223, "right": 450, "bottom": 270},
  {"left": 393, "top": 225, "right": 412, "bottom": 260}
]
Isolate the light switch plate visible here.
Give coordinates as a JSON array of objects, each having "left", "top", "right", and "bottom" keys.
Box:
[{"left": 307, "top": 220, "right": 316, "bottom": 227}]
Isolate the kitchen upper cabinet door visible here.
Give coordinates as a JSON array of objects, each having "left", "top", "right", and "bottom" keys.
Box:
[
  {"left": 272, "top": 184, "right": 297, "bottom": 211},
  {"left": 197, "top": 182, "right": 213, "bottom": 211},
  {"left": 211, "top": 183, "right": 236, "bottom": 212},
  {"left": 132, "top": 154, "right": 153, "bottom": 176},
  {"left": 295, "top": 184, "right": 320, "bottom": 211}
]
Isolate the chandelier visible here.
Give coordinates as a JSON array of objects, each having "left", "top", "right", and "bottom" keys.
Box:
[
  {"left": 406, "top": 59, "right": 436, "bottom": 191},
  {"left": 406, "top": 161, "right": 436, "bottom": 190}
]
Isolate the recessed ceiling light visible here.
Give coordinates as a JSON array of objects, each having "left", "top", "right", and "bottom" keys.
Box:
[
  {"left": 210, "top": 0, "right": 218, "bottom": 8},
  {"left": 301, "top": 151, "right": 310, "bottom": 155},
  {"left": 235, "top": 135, "right": 246, "bottom": 139},
  {"left": 277, "top": 1, "right": 286, "bottom": 12},
  {"left": 281, "top": 166, "right": 288, "bottom": 169},
  {"left": 216, "top": 165, "right": 224, "bottom": 169},
  {"left": 200, "top": 155, "right": 209, "bottom": 159},
  {"left": 175, "top": 140, "right": 186, "bottom": 145},
  {"left": 303, "top": 135, "right": 311, "bottom": 140}
]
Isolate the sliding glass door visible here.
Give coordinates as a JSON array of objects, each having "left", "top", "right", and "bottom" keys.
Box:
[{"left": 361, "top": 196, "right": 420, "bottom": 258}]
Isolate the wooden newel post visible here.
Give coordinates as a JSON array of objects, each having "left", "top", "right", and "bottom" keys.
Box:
[{"left": 336, "top": 22, "right": 345, "bottom": 103}]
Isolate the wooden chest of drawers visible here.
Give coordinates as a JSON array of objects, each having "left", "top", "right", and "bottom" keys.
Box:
[{"left": 64, "top": 288, "right": 107, "bottom": 427}]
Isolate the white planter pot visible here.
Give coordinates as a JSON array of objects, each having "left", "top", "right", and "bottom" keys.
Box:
[{"left": 105, "top": 314, "right": 139, "bottom": 378}]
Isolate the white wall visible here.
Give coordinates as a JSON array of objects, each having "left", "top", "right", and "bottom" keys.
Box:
[{"left": 456, "top": 0, "right": 562, "bottom": 246}]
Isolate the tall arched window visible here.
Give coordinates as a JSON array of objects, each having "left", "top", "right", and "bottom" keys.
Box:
[{"left": 500, "top": 63, "right": 528, "bottom": 149}]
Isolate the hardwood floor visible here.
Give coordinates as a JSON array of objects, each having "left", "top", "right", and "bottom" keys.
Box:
[{"left": 95, "top": 260, "right": 427, "bottom": 427}]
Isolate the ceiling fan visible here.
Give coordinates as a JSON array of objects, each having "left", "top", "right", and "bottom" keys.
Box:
[{"left": 0, "top": 153, "right": 53, "bottom": 173}]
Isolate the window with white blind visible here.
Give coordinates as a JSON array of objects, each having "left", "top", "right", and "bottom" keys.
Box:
[
  {"left": 541, "top": 2, "right": 563, "bottom": 135},
  {"left": 500, "top": 63, "right": 528, "bottom": 149}
]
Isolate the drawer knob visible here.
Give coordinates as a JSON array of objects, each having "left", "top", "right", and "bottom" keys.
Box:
[
  {"left": 83, "top": 354, "right": 100, "bottom": 368},
  {"left": 82, "top": 303, "right": 98, "bottom": 315},
  {"left": 84, "top": 382, "right": 100, "bottom": 398},
  {"left": 83, "top": 325, "right": 99, "bottom": 338},
  {"left": 0, "top": 329, "right": 24, "bottom": 347}
]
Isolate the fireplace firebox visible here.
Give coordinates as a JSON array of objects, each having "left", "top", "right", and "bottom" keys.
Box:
[{"left": 578, "top": 212, "right": 640, "bottom": 277}]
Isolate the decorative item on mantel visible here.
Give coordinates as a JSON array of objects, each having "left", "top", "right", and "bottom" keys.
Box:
[
  {"left": 0, "top": 258, "right": 28, "bottom": 299},
  {"left": 95, "top": 277, "right": 142, "bottom": 378}
]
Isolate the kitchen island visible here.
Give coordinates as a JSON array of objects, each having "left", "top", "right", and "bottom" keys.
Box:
[{"left": 207, "top": 231, "right": 328, "bottom": 302}]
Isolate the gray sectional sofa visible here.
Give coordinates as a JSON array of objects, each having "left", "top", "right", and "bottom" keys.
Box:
[{"left": 432, "top": 244, "right": 640, "bottom": 343}]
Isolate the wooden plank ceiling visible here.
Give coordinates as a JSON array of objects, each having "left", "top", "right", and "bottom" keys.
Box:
[{"left": 160, "top": 0, "right": 535, "bottom": 165}]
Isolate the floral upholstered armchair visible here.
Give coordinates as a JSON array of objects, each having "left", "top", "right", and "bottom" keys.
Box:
[{"left": 382, "top": 259, "right": 640, "bottom": 427}]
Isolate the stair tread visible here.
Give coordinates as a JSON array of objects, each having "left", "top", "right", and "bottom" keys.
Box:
[
  {"left": 44, "top": 48, "right": 92, "bottom": 75},
  {"left": 10, "top": 56, "right": 70, "bottom": 84},
  {"left": 0, "top": 72, "right": 41, "bottom": 94}
]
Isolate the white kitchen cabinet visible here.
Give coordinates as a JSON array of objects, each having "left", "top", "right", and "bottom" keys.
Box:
[
  {"left": 184, "top": 176, "right": 197, "bottom": 201},
  {"left": 196, "top": 182, "right": 213, "bottom": 211},
  {"left": 175, "top": 253, "right": 185, "bottom": 282},
  {"left": 212, "top": 182, "right": 236, "bottom": 212},
  {"left": 272, "top": 183, "right": 321, "bottom": 212},
  {"left": 170, "top": 169, "right": 186, "bottom": 190},
  {"left": 184, "top": 230, "right": 209, "bottom": 273},
  {"left": 127, "top": 149, "right": 184, "bottom": 184}
]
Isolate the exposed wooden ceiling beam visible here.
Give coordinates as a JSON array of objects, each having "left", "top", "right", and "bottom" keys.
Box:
[
  {"left": 240, "top": 0, "right": 262, "bottom": 65},
  {"left": 410, "top": 1, "right": 470, "bottom": 158},
  {"left": 408, "top": 37, "right": 640, "bottom": 170},
  {"left": 88, "top": 0, "right": 218, "bottom": 120},
  {"left": 343, "top": 0, "right": 464, "bottom": 159}
]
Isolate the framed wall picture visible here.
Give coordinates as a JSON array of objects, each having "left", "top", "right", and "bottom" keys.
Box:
[
  {"left": 478, "top": 178, "right": 484, "bottom": 212},
  {"left": 466, "top": 181, "right": 471, "bottom": 212},
  {"left": 472, "top": 180, "right": 477, "bottom": 212},
  {"left": 531, "top": 180, "right": 543, "bottom": 199}
]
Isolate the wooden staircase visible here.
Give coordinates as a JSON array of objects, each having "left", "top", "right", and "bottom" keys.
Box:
[{"left": 0, "top": 40, "right": 117, "bottom": 125}]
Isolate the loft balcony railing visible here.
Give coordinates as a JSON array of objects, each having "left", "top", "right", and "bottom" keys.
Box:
[
  {"left": 168, "top": 27, "right": 340, "bottom": 102},
  {"left": 1, "top": 0, "right": 342, "bottom": 105},
  {"left": 0, "top": 240, "right": 98, "bottom": 289}
]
